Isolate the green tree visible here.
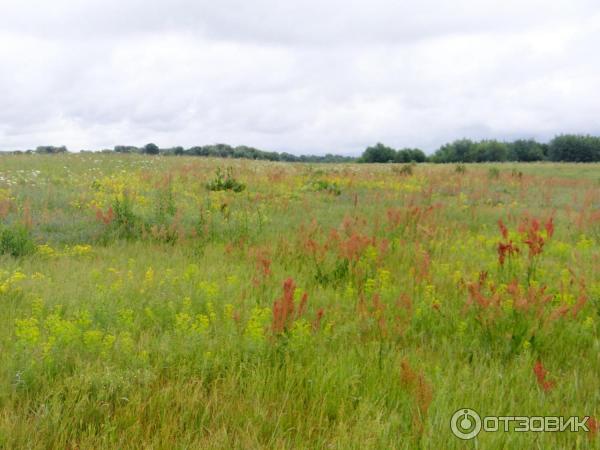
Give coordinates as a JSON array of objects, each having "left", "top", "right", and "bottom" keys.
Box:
[
  {"left": 143, "top": 143, "right": 160, "bottom": 155},
  {"left": 431, "top": 139, "right": 477, "bottom": 162},
  {"left": 507, "top": 139, "right": 544, "bottom": 161},
  {"left": 475, "top": 140, "right": 509, "bottom": 162},
  {"left": 360, "top": 143, "right": 397, "bottom": 163},
  {"left": 549, "top": 135, "right": 600, "bottom": 162}
]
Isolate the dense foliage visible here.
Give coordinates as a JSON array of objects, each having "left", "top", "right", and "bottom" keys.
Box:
[
  {"left": 4, "top": 134, "right": 600, "bottom": 163},
  {"left": 358, "top": 143, "right": 427, "bottom": 163}
]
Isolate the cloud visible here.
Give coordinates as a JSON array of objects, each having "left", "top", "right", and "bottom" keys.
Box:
[{"left": 1, "top": 0, "right": 600, "bottom": 154}]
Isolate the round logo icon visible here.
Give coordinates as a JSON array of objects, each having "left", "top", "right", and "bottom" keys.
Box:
[{"left": 450, "top": 408, "right": 482, "bottom": 440}]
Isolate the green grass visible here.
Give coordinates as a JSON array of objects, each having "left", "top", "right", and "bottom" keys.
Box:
[{"left": 0, "top": 154, "right": 599, "bottom": 448}]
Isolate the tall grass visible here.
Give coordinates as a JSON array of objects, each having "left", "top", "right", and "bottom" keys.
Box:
[{"left": 0, "top": 154, "right": 598, "bottom": 448}]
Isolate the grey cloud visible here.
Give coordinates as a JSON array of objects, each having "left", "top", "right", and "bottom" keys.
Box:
[{"left": 1, "top": 1, "right": 600, "bottom": 154}]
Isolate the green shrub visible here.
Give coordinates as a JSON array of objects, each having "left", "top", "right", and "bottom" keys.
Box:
[
  {"left": 488, "top": 167, "right": 500, "bottom": 179},
  {"left": 0, "top": 224, "right": 36, "bottom": 257},
  {"left": 303, "top": 179, "right": 341, "bottom": 196},
  {"left": 106, "top": 192, "right": 141, "bottom": 241},
  {"left": 393, "top": 164, "right": 414, "bottom": 176},
  {"left": 206, "top": 167, "right": 246, "bottom": 193}
]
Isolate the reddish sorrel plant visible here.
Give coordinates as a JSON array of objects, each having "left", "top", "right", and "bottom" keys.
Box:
[
  {"left": 415, "top": 248, "right": 431, "bottom": 283},
  {"left": 548, "top": 272, "right": 589, "bottom": 321},
  {"left": 533, "top": 360, "right": 555, "bottom": 392},
  {"left": 465, "top": 271, "right": 501, "bottom": 310},
  {"left": 519, "top": 216, "right": 554, "bottom": 258},
  {"left": 467, "top": 275, "right": 555, "bottom": 319},
  {"left": 400, "top": 359, "right": 433, "bottom": 437},
  {"left": 392, "top": 293, "right": 413, "bottom": 338},
  {"left": 299, "top": 215, "right": 389, "bottom": 289},
  {"left": 505, "top": 280, "right": 554, "bottom": 317},
  {"left": 251, "top": 248, "right": 272, "bottom": 288},
  {"left": 357, "top": 292, "right": 389, "bottom": 341},
  {"left": 497, "top": 215, "right": 554, "bottom": 284},
  {"left": 337, "top": 232, "right": 375, "bottom": 263},
  {"left": 588, "top": 416, "right": 598, "bottom": 438},
  {"left": 272, "top": 277, "right": 308, "bottom": 334},
  {"left": 312, "top": 308, "right": 324, "bottom": 331},
  {"left": 96, "top": 206, "right": 115, "bottom": 225},
  {"left": 497, "top": 219, "right": 519, "bottom": 266},
  {"left": 385, "top": 205, "right": 439, "bottom": 240},
  {"left": 464, "top": 273, "right": 564, "bottom": 356}
]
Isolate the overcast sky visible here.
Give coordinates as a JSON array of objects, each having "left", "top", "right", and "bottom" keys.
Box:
[{"left": 1, "top": 0, "right": 600, "bottom": 155}]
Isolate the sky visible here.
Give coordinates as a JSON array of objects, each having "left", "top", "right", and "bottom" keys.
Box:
[{"left": 1, "top": 0, "right": 600, "bottom": 155}]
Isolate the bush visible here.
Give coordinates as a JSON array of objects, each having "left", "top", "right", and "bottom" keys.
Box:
[
  {"left": 0, "top": 224, "right": 36, "bottom": 257},
  {"left": 488, "top": 167, "right": 500, "bottom": 179},
  {"left": 396, "top": 164, "right": 414, "bottom": 176},
  {"left": 511, "top": 169, "right": 523, "bottom": 179},
  {"left": 142, "top": 143, "right": 160, "bottom": 155},
  {"left": 206, "top": 168, "right": 246, "bottom": 193},
  {"left": 304, "top": 179, "right": 341, "bottom": 196},
  {"left": 455, "top": 164, "right": 467, "bottom": 174},
  {"left": 109, "top": 193, "right": 141, "bottom": 240}
]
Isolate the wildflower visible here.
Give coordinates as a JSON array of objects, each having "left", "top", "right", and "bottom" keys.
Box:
[
  {"left": 544, "top": 217, "right": 554, "bottom": 239},
  {"left": 272, "top": 277, "right": 306, "bottom": 334},
  {"left": 588, "top": 417, "right": 598, "bottom": 438},
  {"left": 37, "top": 244, "right": 56, "bottom": 257},
  {"left": 583, "top": 316, "right": 595, "bottom": 329},
  {"left": 244, "top": 306, "right": 271, "bottom": 343},
  {"left": 288, "top": 319, "right": 312, "bottom": 349},
  {"left": 312, "top": 308, "right": 324, "bottom": 330},
  {"left": 498, "top": 219, "right": 509, "bottom": 239},
  {"left": 15, "top": 317, "right": 40, "bottom": 346},
  {"left": 400, "top": 359, "right": 433, "bottom": 436},
  {"left": 70, "top": 244, "right": 93, "bottom": 256},
  {"left": 533, "top": 360, "right": 555, "bottom": 392},
  {"left": 83, "top": 330, "right": 105, "bottom": 353},
  {"left": 192, "top": 314, "right": 210, "bottom": 334},
  {"left": 497, "top": 241, "right": 519, "bottom": 266},
  {"left": 144, "top": 267, "right": 154, "bottom": 285}
]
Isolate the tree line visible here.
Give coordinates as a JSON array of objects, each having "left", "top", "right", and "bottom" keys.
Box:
[
  {"left": 4, "top": 143, "right": 354, "bottom": 163},
  {"left": 4, "top": 134, "right": 600, "bottom": 163},
  {"left": 361, "top": 135, "right": 600, "bottom": 163}
]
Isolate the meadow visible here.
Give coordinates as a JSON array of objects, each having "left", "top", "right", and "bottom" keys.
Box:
[{"left": 0, "top": 154, "right": 599, "bottom": 449}]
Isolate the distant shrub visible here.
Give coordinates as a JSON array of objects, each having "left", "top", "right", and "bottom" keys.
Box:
[
  {"left": 142, "top": 143, "right": 160, "bottom": 155},
  {"left": 488, "top": 167, "right": 500, "bottom": 179},
  {"left": 0, "top": 224, "right": 36, "bottom": 257},
  {"left": 393, "top": 164, "right": 414, "bottom": 176},
  {"left": 455, "top": 164, "right": 467, "bottom": 174},
  {"left": 206, "top": 167, "right": 246, "bottom": 193},
  {"left": 34, "top": 146, "right": 68, "bottom": 154},
  {"left": 153, "top": 180, "right": 177, "bottom": 224},
  {"left": 108, "top": 193, "right": 141, "bottom": 240},
  {"left": 304, "top": 179, "right": 341, "bottom": 196}
]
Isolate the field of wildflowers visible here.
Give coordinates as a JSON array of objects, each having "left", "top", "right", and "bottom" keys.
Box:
[{"left": 1, "top": 153, "right": 599, "bottom": 448}]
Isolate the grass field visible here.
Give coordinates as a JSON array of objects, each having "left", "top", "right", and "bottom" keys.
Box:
[{"left": 1, "top": 154, "right": 599, "bottom": 448}]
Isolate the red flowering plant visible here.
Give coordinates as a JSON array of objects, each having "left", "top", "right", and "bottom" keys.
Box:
[
  {"left": 497, "top": 219, "right": 520, "bottom": 268},
  {"left": 497, "top": 215, "right": 554, "bottom": 285},
  {"left": 271, "top": 277, "right": 324, "bottom": 343},
  {"left": 297, "top": 215, "right": 388, "bottom": 291},
  {"left": 533, "top": 359, "right": 556, "bottom": 392},
  {"left": 462, "top": 271, "right": 563, "bottom": 357}
]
